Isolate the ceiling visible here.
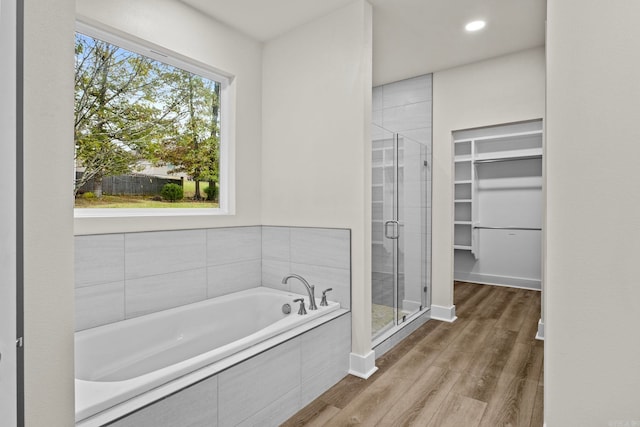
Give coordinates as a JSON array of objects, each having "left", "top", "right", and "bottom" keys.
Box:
[{"left": 180, "top": 0, "right": 546, "bottom": 85}]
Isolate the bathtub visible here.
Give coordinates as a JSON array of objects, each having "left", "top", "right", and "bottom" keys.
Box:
[{"left": 75, "top": 287, "right": 341, "bottom": 424}]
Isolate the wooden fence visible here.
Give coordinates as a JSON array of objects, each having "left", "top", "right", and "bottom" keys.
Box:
[{"left": 76, "top": 173, "right": 182, "bottom": 196}]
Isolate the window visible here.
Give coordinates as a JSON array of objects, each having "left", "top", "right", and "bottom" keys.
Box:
[{"left": 74, "top": 25, "right": 228, "bottom": 215}]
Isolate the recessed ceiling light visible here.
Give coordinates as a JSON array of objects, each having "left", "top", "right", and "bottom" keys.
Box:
[{"left": 465, "top": 20, "right": 486, "bottom": 32}]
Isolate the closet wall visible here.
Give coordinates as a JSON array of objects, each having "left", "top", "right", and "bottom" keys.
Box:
[{"left": 454, "top": 120, "right": 542, "bottom": 290}]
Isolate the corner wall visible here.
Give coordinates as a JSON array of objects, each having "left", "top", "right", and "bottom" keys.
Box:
[
  {"left": 261, "top": 0, "right": 373, "bottom": 356},
  {"left": 23, "top": 0, "right": 76, "bottom": 425},
  {"left": 545, "top": 2, "right": 640, "bottom": 425},
  {"left": 431, "top": 47, "right": 545, "bottom": 311}
]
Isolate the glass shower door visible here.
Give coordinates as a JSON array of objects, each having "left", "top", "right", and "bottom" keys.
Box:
[
  {"left": 396, "top": 133, "right": 429, "bottom": 324},
  {"left": 372, "top": 126, "right": 430, "bottom": 342}
]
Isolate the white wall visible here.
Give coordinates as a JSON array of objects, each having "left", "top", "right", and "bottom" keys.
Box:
[
  {"left": 261, "top": 0, "right": 372, "bottom": 355},
  {"left": 75, "top": 0, "right": 263, "bottom": 234},
  {"left": 23, "top": 0, "right": 76, "bottom": 425},
  {"left": 431, "top": 47, "right": 545, "bottom": 311},
  {"left": 545, "top": 2, "right": 640, "bottom": 425}
]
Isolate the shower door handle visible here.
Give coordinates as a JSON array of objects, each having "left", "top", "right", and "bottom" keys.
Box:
[{"left": 384, "top": 220, "right": 399, "bottom": 239}]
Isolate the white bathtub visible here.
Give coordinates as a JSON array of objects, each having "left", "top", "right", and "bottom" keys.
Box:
[{"left": 75, "top": 287, "right": 340, "bottom": 424}]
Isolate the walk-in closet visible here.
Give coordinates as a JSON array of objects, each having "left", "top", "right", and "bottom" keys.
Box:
[{"left": 454, "top": 120, "right": 543, "bottom": 290}]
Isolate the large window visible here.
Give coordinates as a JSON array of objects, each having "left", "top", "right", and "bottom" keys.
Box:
[{"left": 74, "top": 27, "right": 227, "bottom": 213}]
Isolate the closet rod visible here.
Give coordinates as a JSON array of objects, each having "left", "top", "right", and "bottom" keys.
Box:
[
  {"left": 474, "top": 155, "right": 542, "bottom": 164},
  {"left": 473, "top": 226, "right": 542, "bottom": 231}
]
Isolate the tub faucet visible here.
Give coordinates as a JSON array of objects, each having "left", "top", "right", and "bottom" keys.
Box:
[
  {"left": 320, "top": 288, "right": 333, "bottom": 306},
  {"left": 282, "top": 274, "right": 317, "bottom": 310},
  {"left": 293, "top": 298, "right": 307, "bottom": 315}
]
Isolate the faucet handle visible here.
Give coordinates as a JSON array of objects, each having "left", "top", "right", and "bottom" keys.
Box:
[
  {"left": 320, "top": 288, "right": 333, "bottom": 306},
  {"left": 293, "top": 298, "right": 307, "bottom": 315}
]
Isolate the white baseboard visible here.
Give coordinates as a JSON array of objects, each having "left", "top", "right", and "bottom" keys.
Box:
[
  {"left": 535, "top": 318, "right": 544, "bottom": 340},
  {"left": 348, "top": 351, "right": 378, "bottom": 379},
  {"left": 454, "top": 271, "right": 541, "bottom": 290},
  {"left": 430, "top": 304, "right": 457, "bottom": 323}
]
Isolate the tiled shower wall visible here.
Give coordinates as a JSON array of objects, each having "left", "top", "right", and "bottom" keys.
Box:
[
  {"left": 75, "top": 226, "right": 351, "bottom": 331},
  {"left": 372, "top": 74, "right": 432, "bottom": 145}
]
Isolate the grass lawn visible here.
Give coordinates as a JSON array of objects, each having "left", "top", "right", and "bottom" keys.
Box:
[
  {"left": 182, "top": 181, "right": 211, "bottom": 199},
  {"left": 75, "top": 180, "right": 218, "bottom": 208},
  {"left": 75, "top": 194, "right": 218, "bottom": 209}
]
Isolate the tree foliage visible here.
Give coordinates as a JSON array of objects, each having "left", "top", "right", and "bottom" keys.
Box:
[
  {"left": 74, "top": 33, "right": 220, "bottom": 199},
  {"left": 149, "top": 71, "right": 220, "bottom": 200}
]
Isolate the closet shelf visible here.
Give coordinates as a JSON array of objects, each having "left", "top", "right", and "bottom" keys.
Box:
[
  {"left": 454, "top": 221, "right": 472, "bottom": 225},
  {"left": 474, "top": 225, "right": 542, "bottom": 231},
  {"left": 454, "top": 180, "right": 472, "bottom": 185},
  {"left": 454, "top": 245, "right": 472, "bottom": 251},
  {"left": 453, "top": 129, "right": 543, "bottom": 144},
  {"left": 454, "top": 199, "right": 472, "bottom": 203}
]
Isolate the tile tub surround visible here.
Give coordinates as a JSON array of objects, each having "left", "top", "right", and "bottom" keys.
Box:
[
  {"left": 99, "top": 313, "right": 351, "bottom": 427},
  {"left": 75, "top": 226, "right": 351, "bottom": 330},
  {"left": 262, "top": 226, "right": 351, "bottom": 310}
]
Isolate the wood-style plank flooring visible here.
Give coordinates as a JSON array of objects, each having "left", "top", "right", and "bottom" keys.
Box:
[{"left": 281, "top": 282, "right": 543, "bottom": 427}]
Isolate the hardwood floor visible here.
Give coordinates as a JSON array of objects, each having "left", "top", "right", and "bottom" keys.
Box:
[{"left": 281, "top": 282, "right": 543, "bottom": 427}]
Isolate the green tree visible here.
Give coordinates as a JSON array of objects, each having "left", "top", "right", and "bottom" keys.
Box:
[
  {"left": 151, "top": 71, "right": 220, "bottom": 201},
  {"left": 74, "top": 33, "right": 174, "bottom": 197}
]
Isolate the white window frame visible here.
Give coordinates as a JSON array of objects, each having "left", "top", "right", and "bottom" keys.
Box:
[{"left": 73, "top": 22, "right": 232, "bottom": 218}]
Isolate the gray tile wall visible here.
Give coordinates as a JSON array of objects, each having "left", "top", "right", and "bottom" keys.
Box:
[
  {"left": 300, "top": 312, "right": 352, "bottom": 403},
  {"left": 262, "top": 226, "right": 351, "bottom": 309},
  {"left": 107, "top": 376, "right": 218, "bottom": 427},
  {"left": 75, "top": 234, "right": 126, "bottom": 329},
  {"left": 373, "top": 74, "right": 433, "bottom": 141},
  {"left": 206, "top": 227, "right": 262, "bottom": 299},
  {"left": 218, "top": 338, "right": 301, "bottom": 426},
  {"left": 75, "top": 226, "right": 351, "bottom": 330},
  {"left": 107, "top": 313, "right": 351, "bottom": 427},
  {"left": 218, "top": 313, "right": 350, "bottom": 426}
]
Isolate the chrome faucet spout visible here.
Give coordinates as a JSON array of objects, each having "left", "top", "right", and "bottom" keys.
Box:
[{"left": 282, "top": 274, "right": 318, "bottom": 310}]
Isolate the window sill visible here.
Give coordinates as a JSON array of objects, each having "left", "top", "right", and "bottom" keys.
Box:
[{"left": 74, "top": 208, "right": 229, "bottom": 218}]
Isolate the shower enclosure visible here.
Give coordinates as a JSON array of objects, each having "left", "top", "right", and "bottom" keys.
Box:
[{"left": 371, "top": 124, "right": 431, "bottom": 343}]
